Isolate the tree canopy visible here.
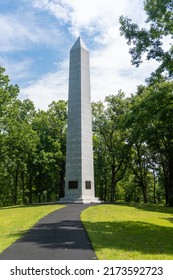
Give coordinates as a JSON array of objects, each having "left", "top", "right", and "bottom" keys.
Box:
[
  {"left": 0, "top": 66, "right": 67, "bottom": 206},
  {"left": 119, "top": 0, "right": 173, "bottom": 81},
  {"left": 0, "top": 1, "right": 173, "bottom": 206}
]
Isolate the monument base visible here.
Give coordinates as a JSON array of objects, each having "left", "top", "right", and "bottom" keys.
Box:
[{"left": 59, "top": 196, "right": 101, "bottom": 204}]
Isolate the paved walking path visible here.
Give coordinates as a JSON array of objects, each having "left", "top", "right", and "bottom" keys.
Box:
[{"left": 0, "top": 204, "right": 97, "bottom": 260}]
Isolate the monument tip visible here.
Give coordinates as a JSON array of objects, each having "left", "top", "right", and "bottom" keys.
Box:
[{"left": 71, "top": 36, "right": 89, "bottom": 51}]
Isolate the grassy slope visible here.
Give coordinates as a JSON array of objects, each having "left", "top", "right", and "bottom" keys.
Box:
[
  {"left": 0, "top": 204, "right": 64, "bottom": 253},
  {"left": 81, "top": 204, "right": 173, "bottom": 260}
]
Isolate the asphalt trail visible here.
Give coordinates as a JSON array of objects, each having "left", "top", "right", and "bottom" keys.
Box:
[{"left": 0, "top": 204, "right": 97, "bottom": 260}]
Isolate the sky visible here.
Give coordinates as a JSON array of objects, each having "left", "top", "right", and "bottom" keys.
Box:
[{"left": 0, "top": 0, "right": 158, "bottom": 110}]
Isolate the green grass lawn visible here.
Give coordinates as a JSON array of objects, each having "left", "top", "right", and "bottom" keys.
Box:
[
  {"left": 0, "top": 204, "right": 64, "bottom": 253},
  {"left": 81, "top": 203, "right": 173, "bottom": 260}
]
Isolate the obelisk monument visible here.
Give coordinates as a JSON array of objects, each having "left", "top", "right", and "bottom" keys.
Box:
[{"left": 62, "top": 37, "right": 99, "bottom": 203}]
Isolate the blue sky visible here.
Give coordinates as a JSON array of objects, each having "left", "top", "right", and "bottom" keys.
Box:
[{"left": 0, "top": 0, "right": 158, "bottom": 110}]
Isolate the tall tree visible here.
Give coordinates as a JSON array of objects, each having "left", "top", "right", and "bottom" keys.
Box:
[
  {"left": 0, "top": 67, "right": 38, "bottom": 205},
  {"left": 47, "top": 100, "right": 67, "bottom": 198},
  {"left": 92, "top": 101, "right": 110, "bottom": 200},
  {"left": 92, "top": 92, "right": 131, "bottom": 201},
  {"left": 126, "top": 81, "right": 173, "bottom": 206},
  {"left": 119, "top": 0, "right": 173, "bottom": 81},
  {"left": 32, "top": 100, "right": 67, "bottom": 202},
  {"left": 3, "top": 98, "right": 38, "bottom": 204},
  {"left": 0, "top": 66, "right": 19, "bottom": 158},
  {"left": 0, "top": 66, "right": 19, "bottom": 205}
]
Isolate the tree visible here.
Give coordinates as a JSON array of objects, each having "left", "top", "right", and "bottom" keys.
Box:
[
  {"left": 0, "top": 67, "right": 19, "bottom": 160},
  {"left": 119, "top": 0, "right": 173, "bottom": 81},
  {"left": 0, "top": 66, "right": 19, "bottom": 205},
  {"left": 92, "top": 101, "right": 110, "bottom": 200},
  {"left": 32, "top": 100, "right": 67, "bottom": 202},
  {"left": 0, "top": 67, "right": 38, "bottom": 205},
  {"left": 125, "top": 81, "right": 173, "bottom": 206},
  {"left": 92, "top": 92, "right": 131, "bottom": 201},
  {"left": 47, "top": 101, "right": 67, "bottom": 198}
]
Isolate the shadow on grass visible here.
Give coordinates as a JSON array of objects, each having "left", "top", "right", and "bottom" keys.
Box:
[
  {"left": 132, "top": 204, "right": 173, "bottom": 215},
  {"left": 0, "top": 204, "right": 96, "bottom": 260},
  {"left": 2, "top": 219, "right": 173, "bottom": 258},
  {"left": 0, "top": 219, "right": 95, "bottom": 260},
  {"left": 6, "top": 230, "right": 27, "bottom": 240},
  {"left": 4, "top": 220, "right": 92, "bottom": 250},
  {"left": 83, "top": 220, "right": 173, "bottom": 257},
  {"left": 109, "top": 202, "right": 173, "bottom": 215},
  {"left": 0, "top": 203, "right": 59, "bottom": 211},
  {"left": 161, "top": 217, "right": 173, "bottom": 224}
]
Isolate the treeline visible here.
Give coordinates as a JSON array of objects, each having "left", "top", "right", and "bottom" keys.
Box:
[
  {"left": 0, "top": 67, "right": 67, "bottom": 206},
  {"left": 1, "top": 0, "right": 173, "bottom": 206},
  {"left": 0, "top": 66, "right": 173, "bottom": 206},
  {"left": 93, "top": 84, "right": 173, "bottom": 206}
]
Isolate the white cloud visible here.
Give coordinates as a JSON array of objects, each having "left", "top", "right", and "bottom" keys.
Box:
[
  {"left": 0, "top": 12, "right": 63, "bottom": 52},
  {"left": 20, "top": 61, "right": 69, "bottom": 110},
  {"left": 32, "top": 0, "right": 147, "bottom": 39},
  {"left": 0, "top": 15, "right": 31, "bottom": 52},
  {"left": 33, "top": 0, "right": 70, "bottom": 22},
  {"left": 1, "top": 0, "right": 160, "bottom": 110},
  {"left": 20, "top": 36, "right": 158, "bottom": 110},
  {"left": 90, "top": 37, "right": 159, "bottom": 101},
  {"left": 19, "top": 0, "right": 158, "bottom": 110},
  {"left": 0, "top": 56, "right": 34, "bottom": 82}
]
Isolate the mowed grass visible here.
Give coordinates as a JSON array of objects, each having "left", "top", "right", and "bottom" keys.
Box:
[
  {"left": 81, "top": 204, "right": 173, "bottom": 260},
  {"left": 0, "top": 204, "right": 65, "bottom": 253}
]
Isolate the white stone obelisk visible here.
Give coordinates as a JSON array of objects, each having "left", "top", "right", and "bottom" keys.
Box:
[{"left": 62, "top": 37, "right": 99, "bottom": 203}]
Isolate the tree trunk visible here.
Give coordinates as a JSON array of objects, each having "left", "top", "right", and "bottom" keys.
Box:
[
  {"left": 59, "top": 170, "right": 65, "bottom": 199},
  {"left": 104, "top": 178, "right": 107, "bottom": 201},
  {"left": 162, "top": 158, "right": 173, "bottom": 206},
  {"left": 13, "top": 165, "right": 19, "bottom": 205},
  {"left": 28, "top": 173, "right": 33, "bottom": 204},
  {"left": 141, "top": 182, "right": 147, "bottom": 203},
  {"left": 111, "top": 163, "right": 116, "bottom": 202},
  {"left": 153, "top": 172, "right": 156, "bottom": 204},
  {"left": 167, "top": 159, "right": 173, "bottom": 206},
  {"left": 21, "top": 170, "right": 25, "bottom": 204}
]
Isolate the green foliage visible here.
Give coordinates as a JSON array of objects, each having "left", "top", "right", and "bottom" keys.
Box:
[
  {"left": 0, "top": 64, "right": 172, "bottom": 207},
  {"left": 0, "top": 66, "right": 67, "bottom": 206},
  {"left": 92, "top": 79, "right": 173, "bottom": 205},
  {"left": 92, "top": 91, "right": 132, "bottom": 201},
  {"left": 119, "top": 0, "right": 173, "bottom": 81},
  {"left": 127, "top": 82, "right": 173, "bottom": 205},
  {"left": 32, "top": 100, "right": 67, "bottom": 201}
]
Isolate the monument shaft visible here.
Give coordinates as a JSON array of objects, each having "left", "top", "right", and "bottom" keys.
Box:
[{"left": 64, "top": 37, "right": 96, "bottom": 203}]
